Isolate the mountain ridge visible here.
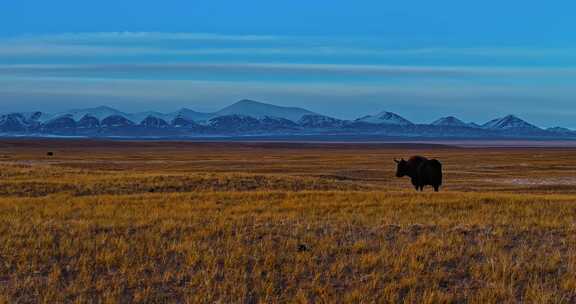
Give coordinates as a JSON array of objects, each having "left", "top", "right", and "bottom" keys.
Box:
[
  {"left": 355, "top": 111, "right": 413, "bottom": 126},
  {"left": 431, "top": 116, "right": 469, "bottom": 128},
  {"left": 1, "top": 100, "right": 574, "bottom": 138},
  {"left": 482, "top": 114, "right": 540, "bottom": 130}
]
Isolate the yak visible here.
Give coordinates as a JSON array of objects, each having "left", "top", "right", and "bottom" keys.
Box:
[{"left": 395, "top": 156, "right": 442, "bottom": 192}]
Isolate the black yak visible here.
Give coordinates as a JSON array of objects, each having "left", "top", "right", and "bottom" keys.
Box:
[{"left": 395, "top": 156, "right": 442, "bottom": 192}]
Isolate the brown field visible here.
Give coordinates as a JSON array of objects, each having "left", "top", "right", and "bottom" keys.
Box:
[{"left": 1, "top": 140, "right": 576, "bottom": 303}]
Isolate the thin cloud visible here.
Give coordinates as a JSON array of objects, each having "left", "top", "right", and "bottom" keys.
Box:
[
  {"left": 12, "top": 32, "right": 280, "bottom": 42},
  {"left": 1, "top": 33, "right": 576, "bottom": 59},
  {"left": 1, "top": 63, "right": 575, "bottom": 78},
  {"left": 1, "top": 76, "right": 574, "bottom": 98},
  {"left": 1, "top": 44, "right": 574, "bottom": 59}
]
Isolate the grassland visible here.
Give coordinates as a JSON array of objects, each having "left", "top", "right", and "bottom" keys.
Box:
[{"left": 1, "top": 140, "right": 576, "bottom": 303}]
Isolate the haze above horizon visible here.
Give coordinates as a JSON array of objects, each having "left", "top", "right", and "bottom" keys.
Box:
[{"left": 1, "top": 1, "right": 575, "bottom": 128}]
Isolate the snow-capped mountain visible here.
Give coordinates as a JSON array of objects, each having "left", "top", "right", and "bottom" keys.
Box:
[
  {"left": 77, "top": 115, "right": 101, "bottom": 129},
  {"left": 0, "top": 113, "right": 29, "bottom": 132},
  {"left": 140, "top": 116, "right": 169, "bottom": 128},
  {"left": 101, "top": 115, "right": 135, "bottom": 128},
  {"left": 213, "top": 100, "right": 316, "bottom": 122},
  {"left": 0, "top": 112, "right": 47, "bottom": 132},
  {"left": 20, "top": 111, "right": 50, "bottom": 123},
  {"left": 1, "top": 101, "right": 574, "bottom": 139},
  {"left": 482, "top": 115, "right": 540, "bottom": 130},
  {"left": 431, "top": 116, "right": 470, "bottom": 128},
  {"left": 42, "top": 115, "right": 77, "bottom": 131},
  {"left": 355, "top": 111, "right": 413, "bottom": 125}
]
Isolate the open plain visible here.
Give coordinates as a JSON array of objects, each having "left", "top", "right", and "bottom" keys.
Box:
[{"left": 1, "top": 140, "right": 576, "bottom": 303}]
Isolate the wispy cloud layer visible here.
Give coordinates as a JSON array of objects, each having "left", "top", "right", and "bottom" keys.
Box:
[
  {"left": 0, "top": 32, "right": 575, "bottom": 127},
  {"left": 11, "top": 32, "right": 281, "bottom": 42},
  {"left": 1, "top": 32, "right": 576, "bottom": 60},
  {"left": 1, "top": 63, "right": 575, "bottom": 79}
]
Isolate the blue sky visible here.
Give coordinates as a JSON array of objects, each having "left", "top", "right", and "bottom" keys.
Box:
[{"left": 1, "top": 0, "right": 575, "bottom": 127}]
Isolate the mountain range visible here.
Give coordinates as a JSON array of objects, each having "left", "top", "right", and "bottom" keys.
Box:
[{"left": 1, "top": 99, "right": 574, "bottom": 139}]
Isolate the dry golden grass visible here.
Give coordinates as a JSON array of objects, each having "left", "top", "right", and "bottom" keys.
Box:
[{"left": 1, "top": 140, "right": 576, "bottom": 303}]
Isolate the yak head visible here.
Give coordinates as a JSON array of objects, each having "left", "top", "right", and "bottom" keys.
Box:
[{"left": 394, "top": 159, "right": 409, "bottom": 177}]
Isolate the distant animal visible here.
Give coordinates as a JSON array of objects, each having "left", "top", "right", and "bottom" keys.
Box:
[
  {"left": 46, "top": 152, "right": 54, "bottom": 157},
  {"left": 395, "top": 156, "right": 443, "bottom": 192}
]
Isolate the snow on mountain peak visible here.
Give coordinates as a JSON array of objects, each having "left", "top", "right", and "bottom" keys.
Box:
[
  {"left": 431, "top": 116, "right": 468, "bottom": 127},
  {"left": 483, "top": 115, "right": 540, "bottom": 130},
  {"left": 356, "top": 111, "right": 413, "bottom": 125},
  {"left": 1, "top": 101, "right": 565, "bottom": 138}
]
